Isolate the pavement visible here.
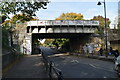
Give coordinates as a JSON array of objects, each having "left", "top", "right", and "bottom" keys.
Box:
[{"left": 2, "top": 55, "right": 48, "bottom": 79}]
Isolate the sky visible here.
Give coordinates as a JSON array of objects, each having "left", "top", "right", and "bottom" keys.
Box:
[{"left": 36, "top": 0, "right": 119, "bottom": 28}]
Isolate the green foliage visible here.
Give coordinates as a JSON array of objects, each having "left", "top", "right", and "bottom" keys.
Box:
[
  {"left": 10, "top": 14, "right": 35, "bottom": 23},
  {"left": 43, "top": 38, "right": 69, "bottom": 49},
  {"left": 95, "top": 29, "right": 103, "bottom": 34},
  {"left": 0, "top": 0, "right": 49, "bottom": 23},
  {"left": 52, "top": 38, "right": 69, "bottom": 48},
  {"left": 2, "top": 13, "right": 39, "bottom": 33},
  {"left": 2, "top": 14, "right": 39, "bottom": 25},
  {"left": 2, "top": 27, "right": 9, "bottom": 49},
  {"left": 43, "top": 39, "right": 54, "bottom": 47},
  {"left": 55, "top": 12, "right": 84, "bottom": 20}
]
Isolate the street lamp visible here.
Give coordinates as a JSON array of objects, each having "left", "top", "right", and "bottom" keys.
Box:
[{"left": 97, "top": 0, "right": 108, "bottom": 57}]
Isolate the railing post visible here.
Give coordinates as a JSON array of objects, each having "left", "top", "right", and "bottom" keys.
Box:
[
  {"left": 58, "top": 71, "right": 63, "bottom": 80},
  {"left": 49, "top": 61, "right": 52, "bottom": 79},
  {"left": 39, "top": 48, "right": 41, "bottom": 54},
  {"left": 23, "top": 47, "right": 24, "bottom": 54},
  {"left": 25, "top": 48, "right": 26, "bottom": 54},
  {"left": 41, "top": 51, "right": 63, "bottom": 80}
]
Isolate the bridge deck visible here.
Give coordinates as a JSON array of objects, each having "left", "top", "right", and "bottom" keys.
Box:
[{"left": 26, "top": 20, "right": 99, "bottom": 34}]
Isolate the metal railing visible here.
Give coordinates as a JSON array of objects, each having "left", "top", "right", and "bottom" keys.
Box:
[{"left": 41, "top": 51, "right": 63, "bottom": 80}]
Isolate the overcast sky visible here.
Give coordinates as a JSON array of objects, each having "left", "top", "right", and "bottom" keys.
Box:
[{"left": 36, "top": 0, "right": 119, "bottom": 28}]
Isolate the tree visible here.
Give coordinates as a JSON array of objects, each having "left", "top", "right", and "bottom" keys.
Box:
[
  {"left": 2, "top": 14, "right": 39, "bottom": 25},
  {"left": 91, "top": 15, "right": 111, "bottom": 34},
  {"left": 0, "top": 0, "right": 49, "bottom": 23},
  {"left": 55, "top": 12, "right": 84, "bottom": 20},
  {"left": 52, "top": 38, "right": 69, "bottom": 49},
  {"left": 43, "top": 39, "right": 54, "bottom": 47},
  {"left": 2, "top": 13, "right": 39, "bottom": 31}
]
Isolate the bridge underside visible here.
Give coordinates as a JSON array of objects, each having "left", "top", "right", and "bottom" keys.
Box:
[
  {"left": 32, "top": 33, "right": 92, "bottom": 54},
  {"left": 32, "top": 33, "right": 92, "bottom": 39}
]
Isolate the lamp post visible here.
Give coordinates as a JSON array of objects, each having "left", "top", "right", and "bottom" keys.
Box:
[{"left": 97, "top": 0, "right": 108, "bottom": 57}]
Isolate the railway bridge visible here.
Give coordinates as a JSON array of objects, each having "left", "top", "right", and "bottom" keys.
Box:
[{"left": 16, "top": 20, "right": 99, "bottom": 54}]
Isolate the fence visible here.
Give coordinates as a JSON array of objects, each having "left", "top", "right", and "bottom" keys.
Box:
[{"left": 41, "top": 51, "right": 63, "bottom": 80}]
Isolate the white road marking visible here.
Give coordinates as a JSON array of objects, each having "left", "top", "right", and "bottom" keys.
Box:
[
  {"left": 71, "top": 60, "right": 79, "bottom": 63},
  {"left": 103, "top": 76, "right": 107, "bottom": 78},
  {"left": 71, "top": 59, "right": 116, "bottom": 73},
  {"left": 89, "top": 64, "right": 116, "bottom": 73},
  {"left": 89, "top": 64, "right": 97, "bottom": 68}
]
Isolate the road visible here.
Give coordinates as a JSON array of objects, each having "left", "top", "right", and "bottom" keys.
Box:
[
  {"left": 48, "top": 55, "right": 118, "bottom": 78},
  {"left": 38, "top": 46, "right": 59, "bottom": 55},
  {"left": 40, "top": 47, "right": 118, "bottom": 78}
]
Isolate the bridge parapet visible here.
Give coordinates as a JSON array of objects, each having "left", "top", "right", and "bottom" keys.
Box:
[
  {"left": 27, "top": 20, "right": 99, "bottom": 26},
  {"left": 27, "top": 20, "right": 99, "bottom": 33}
]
